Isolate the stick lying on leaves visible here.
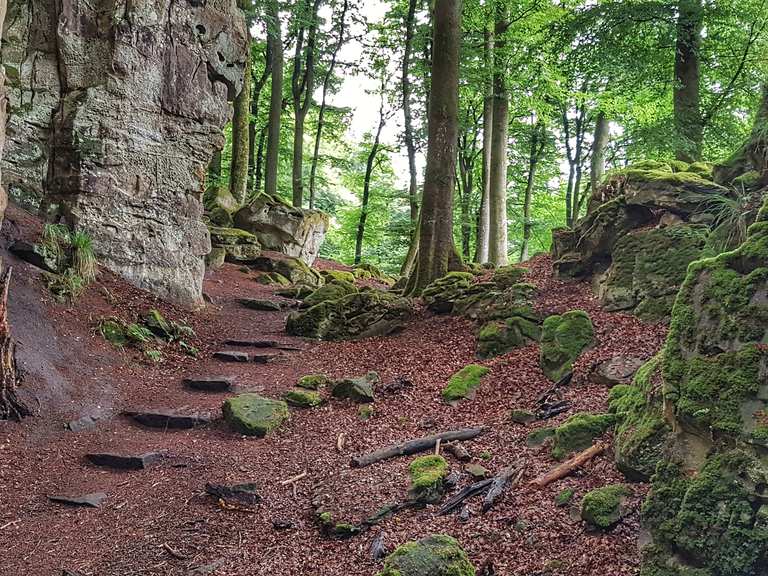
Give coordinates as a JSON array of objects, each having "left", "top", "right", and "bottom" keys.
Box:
[
  {"left": 440, "top": 460, "right": 526, "bottom": 516},
  {"left": 529, "top": 443, "right": 607, "bottom": 489},
  {"left": 350, "top": 427, "right": 486, "bottom": 468}
]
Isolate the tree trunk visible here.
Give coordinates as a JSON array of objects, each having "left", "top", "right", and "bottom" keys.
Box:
[
  {"left": 407, "top": 0, "right": 462, "bottom": 295},
  {"left": 230, "top": 28, "right": 252, "bottom": 205},
  {"left": 248, "top": 45, "right": 272, "bottom": 197},
  {"left": 291, "top": 0, "right": 322, "bottom": 208},
  {"left": 488, "top": 75, "right": 508, "bottom": 266},
  {"left": 403, "top": 0, "right": 420, "bottom": 229},
  {"left": 355, "top": 93, "right": 387, "bottom": 265},
  {"left": 309, "top": 0, "right": 348, "bottom": 209},
  {"left": 254, "top": 124, "right": 268, "bottom": 197},
  {"left": 590, "top": 111, "right": 609, "bottom": 193},
  {"left": 674, "top": 0, "right": 703, "bottom": 162},
  {"left": 474, "top": 26, "right": 493, "bottom": 264},
  {"left": 265, "top": 0, "right": 283, "bottom": 198},
  {"left": 209, "top": 149, "right": 222, "bottom": 187},
  {"left": 0, "top": 269, "right": 29, "bottom": 421},
  {"left": 521, "top": 122, "right": 544, "bottom": 262}
]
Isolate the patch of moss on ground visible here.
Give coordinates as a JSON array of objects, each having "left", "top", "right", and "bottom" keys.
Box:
[
  {"left": 283, "top": 388, "right": 323, "bottom": 408},
  {"left": 556, "top": 488, "right": 575, "bottom": 507},
  {"left": 442, "top": 364, "right": 490, "bottom": 403},
  {"left": 540, "top": 310, "right": 594, "bottom": 382},
  {"left": 408, "top": 455, "right": 449, "bottom": 504},
  {"left": 551, "top": 412, "right": 617, "bottom": 460},
  {"left": 581, "top": 484, "right": 630, "bottom": 529},
  {"left": 476, "top": 316, "right": 541, "bottom": 359}
]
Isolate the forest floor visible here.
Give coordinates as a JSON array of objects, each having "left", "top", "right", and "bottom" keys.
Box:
[{"left": 0, "top": 204, "right": 668, "bottom": 576}]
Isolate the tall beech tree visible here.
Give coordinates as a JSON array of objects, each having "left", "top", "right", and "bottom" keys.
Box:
[
  {"left": 407, "top": 0, "right": 463, "bottom": 294},
  {"left": 674, "top": 0, "right": 704, "bottom": 162},
  {"left": 520, "top": 120, "right": 547, "bottom": 262},
  {"left": 402, "top": 0, "right": 420, "bottom": 227},
  {"left": 291, "top": 0, "right": 323, "bottom": 207},
  {"left": 264, "top": 0, "right": 283, "bottom": 198},
  {"left": 229, "top": 0, "right": 254, "bottom": 205},
  {"left": 474, "top": 21, "right": 493, "bottom": 264}
]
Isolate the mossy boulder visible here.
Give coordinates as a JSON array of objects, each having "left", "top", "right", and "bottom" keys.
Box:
[
  {"left": 422, "top": 272, "right": 475, "bottom": 313},
  {"left": 209, "top": 227, "right": 262, "bottom": 263},
  {"left": 302, "top": 280, "right": 357, "bottom": 308},
  {"left": 250, "top": 255, "right": 323, "bottom": 287},
  {"left": 276, "top": 285, "right": 315, "bottom": 300},
  {"left": 222, "top": 394, "right": 290, "bottom": 437},
  {"left": 454, "top": 282, "right": 537, "bottom": 322},
  {"left": 286, "top": 290, "right": 413, "bottom": 341},
  {"left": 283, "top": 388, "right": 323, "bottom": 408},
  {"left": 491, "top": 265, "right": 526, "bottom": 288},
  {"left": 477, "top": 316, "right": 541, "bottom": 359},
  {"left": 297, "top": 374, "right": 330, "bottom": 390},
  {"left": 442, "top": 364, "right": 490, "bottom": 404},
  {"left": 378, "top": 534, "right": 475, "bottom": 576},
  {"left": 539, "top": 310, "right": 594, "bottom": 382},
  {"left": 551, "top": 412, "right": 617, "bottom": 460},
  {"left": 581, "top": 484, "right": 630, "bottom": 530},
  {"left": 321, "top": 269, "right": 356, "bottom": 284},
  {"left": 315, "top": 511, "right": 362, "bottom": 539},
  {"left": 256, "top": 272, "right": 291, "bottom": 286},
  {"left": 407, "top": 455, "right": 449, "bottom": 504},
  {"left": 331, "top": 372, "right": 378, "bottom": 403},
  {"left": 599, "top": 225, "right": 711, "bottom": 320},
  {"left": 526, "top": 426, "right": 555, "bottom": 448}
]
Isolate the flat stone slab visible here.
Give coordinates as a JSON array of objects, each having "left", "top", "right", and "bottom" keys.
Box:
[
  {"left": 85, "top": 452, "right": 168, "bottom": 470},
  {"left": 205, "top": 482, "right": 261, "bottom": 508},
  {"left": 213, "top": 351, "right": 249, "bottom": 363},
  {"left": 66, "top": 414, "right": 103, "bottom": 433},
  {"left": 238, "top": 298, "right": 282, "bottom": 312},
  {"left": 253, "top": 354, "right": 281, "bottom": 364},
  {"left": 124, "top": 409, "right": 212, "bottom": 429},
  {"left": 224, "top": 339, "right": 279, "bottom": 348},
  {"left": 49, "top": 492, "right": 107, "bottom": 508},
  {"left": 184, "top": 376, "right": 235, "bottom": 392},
  {"left": 592, "top": 356, "right": 646, "bottom": 387}
]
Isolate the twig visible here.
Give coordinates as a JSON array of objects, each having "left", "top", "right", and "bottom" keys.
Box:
[
  {"left": 280, "top": 471, "right": 307, "bottom": 485},
  {"left": 434, "top": 438, "right": 441, "bottom": 455},
  {"left": 337, "top": 432, "right": 346, "bottom": 452},
  {"left": 0, "top": 519, "right": 20, "bottom": 530},
  {"left": 529, "top": 443, "right": 607, "bottom": 489},
  {"left": 162, "top": 542, "right": 189, "bottom": 560}
]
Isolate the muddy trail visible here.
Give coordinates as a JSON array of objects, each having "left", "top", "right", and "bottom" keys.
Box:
[{"left": 0, "top": 206, "right": 667, "bottom": 576}]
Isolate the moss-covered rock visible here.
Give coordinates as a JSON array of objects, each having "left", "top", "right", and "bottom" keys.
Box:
[
  {"left": 539, "top": 310, "right": 594, "bottom": 382},
  {"left": 302, "top": 280, "right": 357, "bottom": 308},
  {"left": 555, "top": 488, "right": 575, "bottom": 507},
  {"left": 209, "top": 227, "right": 262, "bottom": 263},
  {"left": 510, "top": 409, "right": 536, "bottom": 425},
  {"left": 408, "top": 455, "right": 449, "bottom": 504},
  {"left": 315, "top": 511, "right": 362, "bottom": 539},
  {"left": 422, "top": 272, "right": 475, "bottom": 314},
  {"left": 331, "top": 372, "right": 378, "bottom": 403},
  {"left": 255, "top": 272, "right": 291, "bottom": 286},
  {"left": 222, "top": 394, "right": 290, "bottom": 437},
  {"left": 526, "top": 426, "right": 556, "bottom": 448},
  {"left": 491, "top": 265, "right": 526, "bottom": 288},
  {"left": 297, "top": 374, "right": 330, "bottom": 390},
  {"left": 551, "top": 412, "right": 617, "bottom": 460},
  {"left": 205, "top": 246, "right": 226, "bottom": 270},
  {"left": 581, "top": 484, "right": 630, "bottom": 530},
  {"left": 477, "top": 316, "right": 541, "bottom": 359},
  {"left": 442, "top": 364, "right": 490, "bottom": 404},
  {"left": 250, "top": 255, "right": 323, "bottom": 286},
  {"left": 599, "top": 225, "right": 711, "bottom": 320},
  {"left": 321, "top": 269, "right": 356, "bottom": 284},
  {"left": 276, "top": 285, "right": 315, "bottom": 300},
  {"left": 378, "top": 534, "right": 475, "bottom": 576},
  {"left": 286, "top": 290, "right": 413, "bottom": 341},
  {"left": 283, "top": 388, "right": 323, "bottom": 408}
]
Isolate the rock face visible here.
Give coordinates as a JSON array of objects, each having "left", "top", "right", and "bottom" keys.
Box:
[
  {"left": 0, "top": 0, "right": 8, "bottom": 224},
  {"left": 233, "top": 194, "right": 330, "bottom": 265},
  {"left": 6, "top": 1, "right": 247, "bottom": 308}
]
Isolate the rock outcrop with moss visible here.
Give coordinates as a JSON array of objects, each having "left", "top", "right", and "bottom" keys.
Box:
[
  {"left": 539, "top": 310, "right": 594, "bottom": 381},
  {"left": 286, "top": 289, "right": 413, "bottom": 341},
  {"left": 222, "top": 394, "right": 289, "bottom": 437},
  {"left": 442, "top": 364, "right": 490, "bottom": 404},
  {"left": 378, "top": 534, "right": 475, "bottom": 576},
  {"left": 233, "top": 194, "right": 329, "bottom": 265},
  {"left": 581, "top": 484, "right": 630, "bottom": 530},
  {"left": 208, "top": 227, "right": 261, "bottom": 265},
  {"left": 550, "top": 412, "right": 616, "bottom": 460},
  {"left": 407, "top": 455, "right": 449, "bottom": 504}
]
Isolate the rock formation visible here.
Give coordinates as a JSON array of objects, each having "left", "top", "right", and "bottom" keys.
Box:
[{"left": 3, "top": 1, "right": 248, "bottom": 307}]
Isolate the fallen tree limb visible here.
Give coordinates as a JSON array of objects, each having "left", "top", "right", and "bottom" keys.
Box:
[
  {"left": 528, "top": 443, "right": 607, "bottom": 489},
  {"left": 350, "top": 427, "right": 486, "bottom": 468},
  {"left": 482, "top": 460, "right": 526, "bottom": 513},
  {"left": 438, "top": 478, "right": 493, "bottom": 515}
]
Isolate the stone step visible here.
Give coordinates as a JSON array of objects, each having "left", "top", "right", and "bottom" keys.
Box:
[
  {"left": 49, "top": 492, "right": 107, "bottom": 508},
  {"left": 85, "top": 452, "right": 168, "bottom": 470},
  {"left": 213, "top": 351, "right": 249, "bottom": 363},
  {"left": 123, "top": 409, "right": 212, "bottom": 429},
  {"left": 183, "top": 376, "right": 235, "bottom": 392},
  {"left": 224, "top": 339, "right": 279, "bottom": 348},
  {"left": 237, "top": 298, "right": 283, "bottom": 312},
  {"left": 252, "top": 354, "right": 281, "bottom": 365}
]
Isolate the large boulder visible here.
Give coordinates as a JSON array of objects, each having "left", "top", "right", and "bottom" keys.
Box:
[
  {"left": 539, "top": 310, "right": 594, "bottom": 382},
  {"left": 250, "top": 255, "right": 323, "bottom": 286},
  {"left": 16, "top": 1, "right": 248, "bottom": 308},
  {"left": 378, "top": 534, "right": 475, "bottom": 576},
  {"left": 286, "top": 289, "right": 413, "bottom": 341},
  {"left": 222, "top": 394, "right": 289, "bottom": 437},
  {"left": 209, "top": 227, "right": 261, "bottom": 263},
  {"left": 233, "top": 194, "right": 329, "bottom": 265}
]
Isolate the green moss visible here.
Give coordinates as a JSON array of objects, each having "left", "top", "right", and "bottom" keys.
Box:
[
  {"left": 297, "top": 374, "right": 330, "bottom": 390},
  {"left": 358, "top": 404, "right": 375, "bottom": 420},
  {"left": 669, "top": 160, "right": 691, "bottom": 173},
  {"left": 422, "top": 272, "right": 475, "bottom": 314},
  {"left": 551, "top": 413, "right": 617, "bottom": 461},
  {"left": 378, "top": 535, "right": 475, "bottom": 576},
  {"left": 408, "top": 455, "right": 449, "bottom": 504},
  {"left": 581, "top": 484, "right": 630, "bottom": 529},
  {"left": 526, "top": 427, "right": 555, "bottom": 448},
  {"left": 687, "top": 162, "right": 714, "bottom": 179},
  {"left": 555, "top": 488, "right": 575, "bottom": 507},
  {"left": 476, "top": 316, "right": 541, "bottom": 359},
  {"left": 222, "top": 394, "right": 290, "bottom": 437},
  {"left": 491, "top": 265, "right": 526, "bottom": 288},
  {"left": 283, "top": 388, "right": 323, "bottom": 408},
  {"left": 321, "top": 269, "right": 356, "bottom": 284},
  {"left": 442, "top": 364, "right": 490, "bottom": 403},
  {"left": 539, "top": 310, "right": 594, "bottom": 381},
  {"left": 303, "top": 280, "right": 357, "bottom": 307},
  {"left": 209, "top": 226, "right": 259, "bottom": 245}
]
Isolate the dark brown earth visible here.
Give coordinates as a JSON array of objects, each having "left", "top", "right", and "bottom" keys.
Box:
[{"left": 0, "top": 204, "right": 667, "bottom": 576}]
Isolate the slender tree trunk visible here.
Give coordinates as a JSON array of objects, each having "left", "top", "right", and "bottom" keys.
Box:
[
  {"left": 230, "top": 5, "right": 253, "bottom": 205},
  {"left": 309, "top": 0, "right": 348, "bottom": 209},
  {"left": 209, "top": 149, "right": 222, "bottom": 187},
  {"left": 291, "top": 0, "right": 322, "bottom": 208},
  {"left": 488, "top": 77, "right": 508, "bottom": 266},
  {"left": 674, "top": 0, "right": 703, "bottom": 162},
  {"left": 403, "top": 0, "right": 420, "bottom": 227},
  {"left": 355, "top": 93, "right": 387, "bottom": 265},
  {"left": 407, "top": 0, "right": 462, "bottom": 295},
  {"left": 254, "top": 124, "right": 268, "bottom": 197},
  {"left": 474, "top": 26, "right": 493, "bottom": 264},
  {"left": 265, "top": 0, "right": 283, "bottom": 198},
  {"left": 458, "top": 151, "right": 473, "bottom": 260},
  {"left": 590, "top": 111, "right": 609, "bottom": 193},
  {"left": 248, "top": 46, "right": 272, "bottom": 197},
  {"left": 521, "top": 122, "right": 544, "bottom": 262}
]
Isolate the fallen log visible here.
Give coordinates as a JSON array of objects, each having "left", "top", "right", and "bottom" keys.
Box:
[
  {"left": 438, "top": 478, "right": 493, "bottom": 515},
  {"left": 350, "top": 427, "right": 486, "bottom": 468},
  {"left": 528, "top": 443, "right": 607, "bottom": 489},
  {"left": 482, "top": 461, "right": 525, "bottom": 513}
]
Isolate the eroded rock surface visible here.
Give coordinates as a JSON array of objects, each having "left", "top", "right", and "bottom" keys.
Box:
[{"left": 6, "top": 1, "right": 247, "bottom": 307}]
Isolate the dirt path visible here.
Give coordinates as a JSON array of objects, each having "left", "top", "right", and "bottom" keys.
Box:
[{"left": 0, "top": 212, "right": 667, "bottom": 576}]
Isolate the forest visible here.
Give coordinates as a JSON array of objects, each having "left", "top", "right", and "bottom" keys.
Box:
[{"left": 0, "top": 1, "right": 767, "bottom": 576}]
